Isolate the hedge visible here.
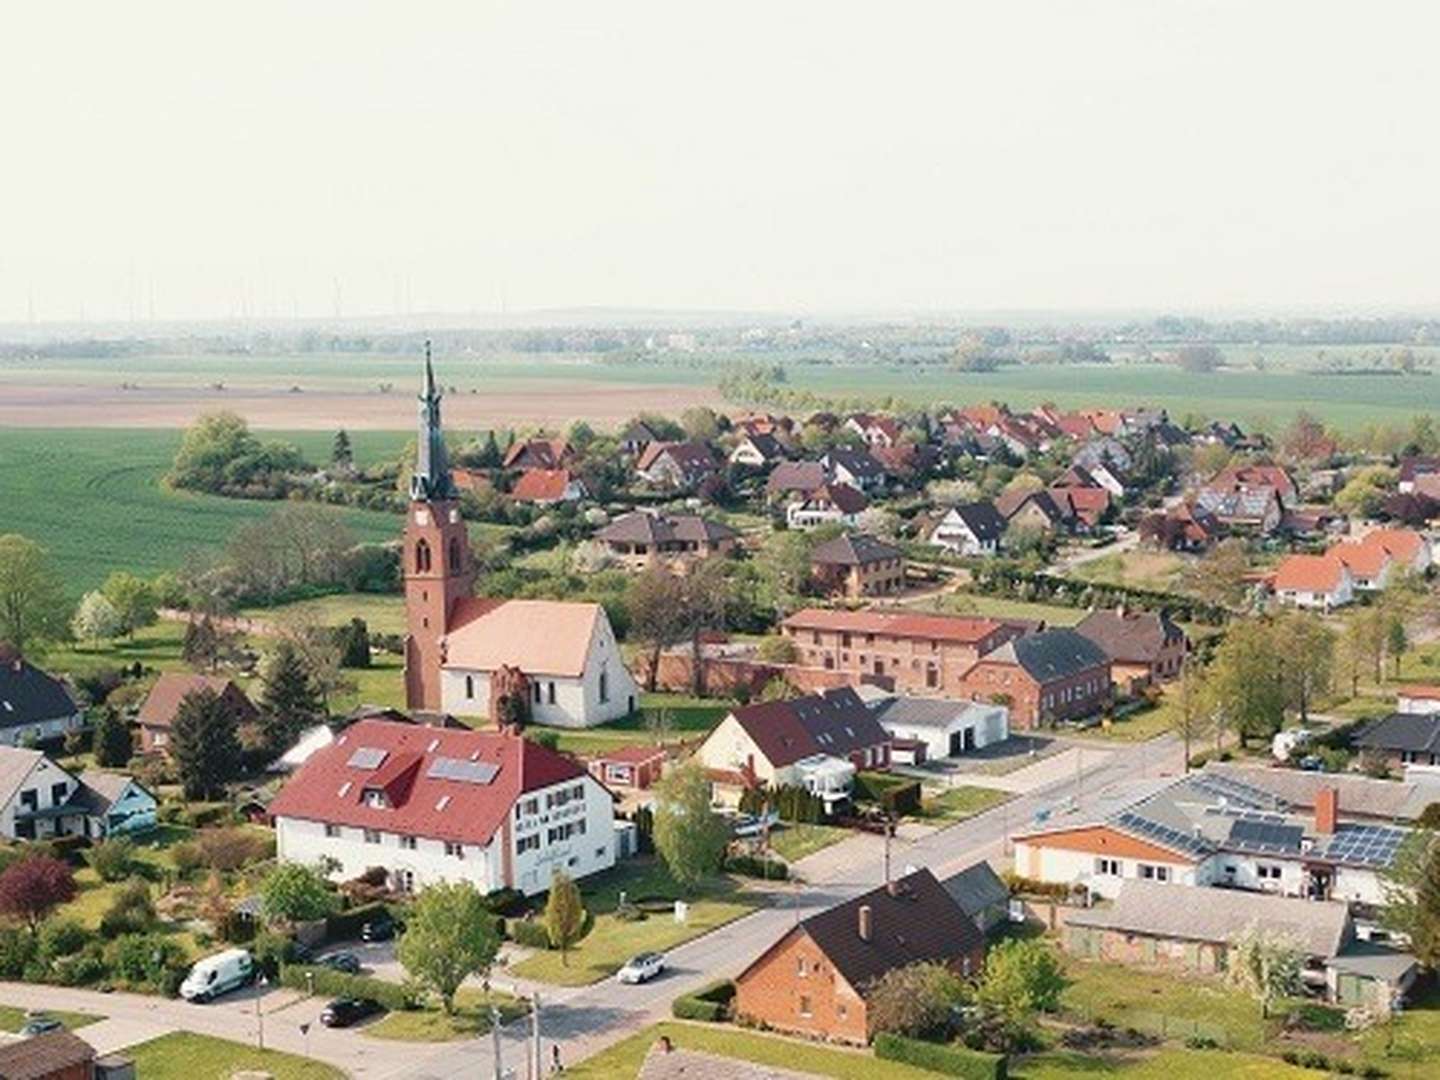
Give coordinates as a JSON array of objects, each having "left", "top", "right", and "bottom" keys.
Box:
[
  {"left": 672, "top": 980, "right": 736, "bottom": 1022},
  {"left": 854, "top": 772, "right": 921, "bottom": 816},
  {"left": 508, "top": 909, "right": 594, "bottom": 950},
  {"left": 324, "top": 901, "right": 392, "bottom": 943},
  {"left": 874, "top": 1033, "right": 1007, "bottom": 1080},
  {"left": 724, "top": 853, "right": 789, "bottom": 880},
  {"left": 281, "top": 964, "right": 420, "bottom": 1011}
]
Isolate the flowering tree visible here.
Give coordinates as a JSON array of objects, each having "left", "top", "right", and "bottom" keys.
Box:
[{"left": 0, "top": 856, "right": 77, "bottom": 933}]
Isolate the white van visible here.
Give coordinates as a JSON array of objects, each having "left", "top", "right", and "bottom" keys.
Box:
[{"left": 179, "top": 948, "right": 255, "bottom": 1003}]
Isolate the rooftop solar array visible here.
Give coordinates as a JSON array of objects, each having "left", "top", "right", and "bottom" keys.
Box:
[
  {"left": 1186, "top": 772, "right": 1285, "bottom": 811},
  {"left": 1227, "top": 818, "right": 1304, "bottom": 855},
  {"left": 427, "top": 756, "right": 499, "bottom": 785},
  {"left": 1208, "top": 806, "right": 1287, "bottom": 825},
  {"left": 1113, "top": 810, "right": 1213, "bottom": 857},
  {"left": 1318, "top": 824, "right": 1408, "bottom": 868},
  {"left": 346, "top": 747, "right": 388, "bottom": 770}
]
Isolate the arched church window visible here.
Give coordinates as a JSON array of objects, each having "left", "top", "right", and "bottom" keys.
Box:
[
  {"left": 449, "top": 537, "right": 462, "bottom": 572},
  {"left": 416, "top": 538, "right": 432, "bottom": 573}
]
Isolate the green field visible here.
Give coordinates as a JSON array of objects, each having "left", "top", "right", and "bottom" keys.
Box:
[{"left": 0, "top": 427, "right": 408, "bottom": 594}]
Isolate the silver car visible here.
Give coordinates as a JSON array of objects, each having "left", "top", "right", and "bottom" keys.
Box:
[{"left": 616, "top": 951, "right": 666, "bottom": 984}]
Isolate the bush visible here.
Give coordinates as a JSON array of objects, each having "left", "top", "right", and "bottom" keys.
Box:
[
  {"left": 251, "top": 930, "right": 300, "bottom": 980},
  {"left": 107, "top": 933, "right": 188, "bottom": 995},
  {"left": 38, "top": 919, "right": 93, "bottom": 962},
  {"left": 53, "top": 943, "right": 109, "bottom": 987},
  {"left": 0, "top": 927, "right": 36, "bottom": 978},
  {"left": 510, "top": 918, "right": 554, "bottom": 949},
  {"left": 47, "top": 835, "right": 91, "bottom": 866},
  {"left": 723, "top": 853, "right": 789, "bottom": 880},
  {"left": 280, "top": 964, "right": 420, "bottom": 1011},
  {"left": 89, "top": 837, "right": 135, "bottom": 883},
  {"left": 199, "top": 827, "right": 269, "bottom": 871},
  {"left": 170, "top": 841, "right": 206, "bottom": 877},
  {"left": 100, "top": 878, "right": 157, "bottom": 936},
  {"left": 672, "top": 981, "right": 736, "bottom": 1022},
  {"left": 324, "top": 901, "right": 392, "bottom": 943},
  {"left": 873, "top": 1033, "right": 1007, "bottom": 1079},
  {"left": 483, "top": 888, "right": 529, "bottom": 917},
  {"left": 853, "top": 772, "right": 922, "bottom": 816},
  {"left": 1287, "top": 1002, "right": 1346, "bottom": 1032}
]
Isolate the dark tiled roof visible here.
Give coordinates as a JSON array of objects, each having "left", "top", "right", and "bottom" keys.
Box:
[
  {"left": 766, "top": 461, "right": 827, "bottom": 495},
  {"left": 994, "top": 488, "right": 1063, "bottom": 523},
  {"left": 811, "top": 533, "right": 902, "bottom": 567},
  {"left": 1074, "top": 610, "right": 1185, "bottom": 665},
  {"left": 727, "top": 687, "right": 889, "bottom": 768},
  {"left": 797, "top": 868, "right": 984, "bottom": 993},
  {"left": 822, "top": 448, "right": 886, "bottom": 480},
  {"left": 985, "top": 628, "right": 1109, "bottom": 683},
  {"left": 137, "top": 672, "right": 257, "bottom": 730},
  {"left": 0, "top": 1030, "right": 96, "bottom": 1079},
  {"left": 739, "top": 432, "right": 785, "bottom": 460},
  {"left": 1355, "top": 713, "right": 1440, "bottom": 755},
  {"left": 0, "top": 658, "right": 79, "bottom": 730},
  {"left": 948, "top": 502, "right": 1007, "bottom": 543},
  {"left": 596, "top": 511, "right": 738, "bottom": 546}
]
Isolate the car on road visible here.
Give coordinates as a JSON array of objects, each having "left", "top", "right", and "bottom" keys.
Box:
[
  {"left": 361, "top": 913, "right": 398, "bottom": 942},
  {"left": 616, "top": 951, "right": 666, "bottom": 984},
  {"left": 19, "top": 1014, "right": 63, "bottom": 1037},
  {"left": 319, "top": 997, "right": 384, "bottom": 1028},
  {"left": 319, "top": 951, "right": 362, "bottom": 974},
  {"left": 179, "top": 947, "right": 256, "bottom": 1003}
]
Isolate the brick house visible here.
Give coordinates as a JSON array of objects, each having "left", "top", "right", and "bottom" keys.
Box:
[
  {"left": 636, "top": 441, "right": 719, "bottom": 490},
  {"left": 734, "top": 868, "right": 984, "bottom": 1044},
  {"left": 780, "top": 608, "right": 1031, "bottom": 695},
  {"left": 1354, "top": 711, "right": 1440, "bottom": 770},
  {"left": 956, "top": 628, "right": 1111, "bottom": 729},
  {"left": 594, "top": 511, "right": 739, "bottom": 572},
  {"left": 1074, "top": 607, "right": 1187, "bottom": 693},
  {"left": 502, "top": 437, "right": 574, "bottom": 471},
  {"left": 136, "top": 672, "right": 259, "bottom": 755},
  {"left": 810, "top": 533, "right": 905, "bottom": 600}
]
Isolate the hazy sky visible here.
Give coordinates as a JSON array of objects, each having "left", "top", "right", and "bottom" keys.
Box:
[{"left": 5, "top": 1, "right": 1440, "bottom": 322}]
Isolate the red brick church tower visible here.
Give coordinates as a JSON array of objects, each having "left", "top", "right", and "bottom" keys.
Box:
[{"left": 403, "top": 344, "right": 475, "bottom": 711}]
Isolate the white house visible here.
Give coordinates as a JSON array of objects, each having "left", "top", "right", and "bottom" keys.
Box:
[
  {"left": 0, "top": 747, "right": 156, "bottom": 841},
  {"left": 0, "top": 654, "right": 84, "bottom": 748},
  {"left": 270, "top": 718, "right": 618, "bottom": 896},
  {"left": 785, "top": 483, "right": 867, "bottom": 531},
  {"left": 865, "top": 694, "right": 1009, "bottom": 763},
  {"left": 1395, "top": 685, "right": 1440, "bottom": 715},
  {"left": 1272, "top": 553, "right": 1354, "bottom": 610},
  {"left": 925, "top": 503, "right": 1007, "bottom": 557},
  {"left": 439, "top": 599, "right": 640, "bottom": 728}
]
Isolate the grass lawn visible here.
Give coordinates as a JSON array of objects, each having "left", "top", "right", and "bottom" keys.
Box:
[
  {"left": 0, "top": 1004, "right": 103, "bottom": 1032},
  {"left": 1355, "top": 982, "right": 1440, "bottom": 1073},
  {"left": 917, "top": 784, "right": 1011, "bottom": 821},
  {"left": 1016, "top": 1048, "right": 1324, "bottom": 1078},
  {"left": 1068, "top": 551, "right": 1187, "bottom": 594},
  {"left": 46, "top": 621, "right": 192, "bottom": 681},
  {"left": 126, "top": 1031, "right": 344, "bottom": 1080},
  {"left": 603, "top": 693, "right": 736, "bottom": 736},
  {"left": 1084, "top": 696, "right": 1181, "bottom": 743},
  {"left": 366, "top": 988, "right": 528, "bottom": 1042},
  {"left": 568, "top": 1021, "right": 938, "bottom": 1080},
  {"left": 768, "top": 823, "right": 850, "bottom": 863},
  {"left": 240, "top": 592, "right": 408, "bottom": 635},
  {"left": 928, "top": 591, "right": 1082, "bottom": 627},
  {"left": 508, "top": 858, "right": 764, "bottom": 987}
]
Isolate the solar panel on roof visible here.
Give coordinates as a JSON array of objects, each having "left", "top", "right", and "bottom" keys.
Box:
[
  {"left": 347, "top": 747, "right": 388, "bottom": 769},
  {"left": 427, "top": 757, "right": 499, "bottom": 784}
]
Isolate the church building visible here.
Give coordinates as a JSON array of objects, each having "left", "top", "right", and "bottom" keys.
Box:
[{"left": 403, "top": 352, "right": 639, "bottom": 728}]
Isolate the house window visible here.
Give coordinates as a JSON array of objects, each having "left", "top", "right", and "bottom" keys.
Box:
[
  {"left": 50, "top": 782, "right": 67, "bottom": 805},
  {"left": 465, "top": 675, "right": 475, "bottom": 699},
  {"left": 1138, "top": 864, "right": 1169, "bottom": 882},
  {"left": 19, "top": 789, "right": 36, "bottom": 811},
  {"left": 517, "top": 834, "right": 540, "bottom": 854},
  {"left": 797, "top": 957, "right": 808, "bottom": 977},
  {"left": 836, "top": 1002, "right": 847, "bottom": 1020},
  {"left": 324, "top": 824, "right": 341, "bottom": 838},
  {"left": 400, "top": 835, "right": 417, "bottom": 850},
  {"left": 445, "top": 842, "right": 465, "bottom": 859},
  {"left": 799, "top": 995, "right": 812, "bottom": 1018},
  {"left": 1095, "top": 857, "right": 1121, "bottom": 876},
  {"left": 1257, "top": 863, "right": 1283, "bottom": 882},
  {"left": 599, "top": 668, "right": 609, "bottom": 704},
  {"left": 548, "top": 682, "right": 556, "bottom": 705},
  {"left": 533, "top": 682, "right": 542, "bottom": 704},
  {"left": 364, "top": 829, "right": 381, "bottom": 844},
  {"left": 415, "top": 539, "right": 432, "bottom": 573}
]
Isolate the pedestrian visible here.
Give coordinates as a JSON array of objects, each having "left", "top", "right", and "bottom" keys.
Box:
[{"left": 552, "top": 1042, "right": 563, "bottom": 1073}]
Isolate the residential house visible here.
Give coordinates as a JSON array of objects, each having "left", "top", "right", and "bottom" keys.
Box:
[
  {"left": 510, "top": 468, "right": 587, "bottom": 505},
  {"left": 819, "top": 448, "right": 887, "bottom": 493},
  {"left": 586, "top": 745, "right": 666, "bottom": 790},
  {"left": 1194, "top": 484, "right": 1284, "bottom": 534},
  {"left": 1396, "top": 684, "right": 1440, "bottom": 715},
  {"left": 729, "top": 432, "right": 788, "bottom": 469},
  {"left": 956, "top": 628, "right": 1112, "bottom": 730},
  {"left": 1333, "top": 540, "right": 1394, "bottom": 593},
  {"left": 1073, "top": 436, "right": 1133, "bottom": 474},
  {"left": 766, "top": 461, "right": 828, "bottom": 501},
  {"left": 810, "top": 533, "right": 905, "bottom": 600},
  {"left": 594, "top": 511, "right": 739, "bottom": 572},
  {"left": 940, "top": 861, "right": 1012, "bottom": 934},
  {"left": 780, "top": 607, "right": 1031, "bottom": 696},
  {"left": 1352, "top": 526, "right": 1432, "bottom": 575},
  {"left": 1397, "top": 455, "right": 1440, "bottom": 494},
  {"left": 924, "top": 502, "right": 1006, "bottom": 557},
  {"left": 844, "top": 413, "right": 902, "bottom": 449},
  {"left": 695, "top": 687, "right": 891, "bottom": 810},
  {"left": 1074, "top": 608, "right": 1186, "bottom": 692},
  {"left": 437, "top": 599, "right": 640, "bottom": 728},
  {"left": 1271, "top": 553, "right": 1354, "bottom": 610},
  {"left": 1139, "top": 503, "right": 1221, "bottom": 551},
  {"left": 785, "top": 484, "right": 868, "bottom": 531},
  {"left": 0, "top": 651, "right": 84, "bottom": 749},
  {"left": 1354, "top": 712, "right": 1440, "bottom": 770},
  {"left": 735, "top": 413, "right": 794, "bottom": 440},
  {"left": 620, "top": 420, "right": 661, "bottom": 456},
  {"left": 733, "top": 868, "right": 985, "bottom": 1044},
  {"left": 0, "top": 1029, "right": 113, "bottom": 1080},
  {"left": 1210, "top": 463, "right": 1297, "bottom": 508},
  {"left": 502, "top": 437, "right": 573, "bottom": 471},
  {"left": 1057, "top": 462, "right": 1126, "bottom": 499},
  {"left": 271, "top": 718, "right": 617, "bottom": 896},
  {"left": 862, "top": 691, "right": 1009, "bottom": 763},
  {"left": 1046, "top": 485, "right": 1111, "bottom": 532},
  {"left": 636, "top": 441, "right": 719, "bottom": 490},
  {"left": 873, "top": 442, "right": 936, "bottom": 483},
  {"left": 0, "top": 746, "right": 155, "bottom": 841},
  {"left": 995, "top": 488, "right": 1069, "bottom": 534},
  {"left": 137, "top": 672, "right": 260, "bottom": 755}
]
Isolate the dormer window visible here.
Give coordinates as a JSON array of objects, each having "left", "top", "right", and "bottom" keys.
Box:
[{"left": 363, "top": 789, "right": 387, "bottom": 809}]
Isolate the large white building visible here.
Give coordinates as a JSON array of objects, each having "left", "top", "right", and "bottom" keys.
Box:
[
  {"left": 270, "top": 718, "right": 617, "bottom": 896},
  {"left": 862, "top": 693, "right": 1008, "bottom": 764}
]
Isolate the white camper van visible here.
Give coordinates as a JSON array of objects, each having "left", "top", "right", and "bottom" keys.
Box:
[{"left": 180, "top": 947, "right": 255, "bottom": 1003}]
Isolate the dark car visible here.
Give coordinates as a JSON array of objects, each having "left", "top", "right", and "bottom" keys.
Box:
[
  {"left": 361, "top": 914, "right": 397, "bottom": 942},
  {"left": 319, "top": 997, "right": 384, "bottom": 1028},
  {"left": 19, "top": 1015, "right": 63, "bottom": 1038},
  {"left": 319, "top": 951, "right": 361, "bottom": 974}
]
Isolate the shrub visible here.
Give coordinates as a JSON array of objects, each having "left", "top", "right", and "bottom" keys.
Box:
[
  {"left": 0, "top": 927, "right": 36, "bottom": 977},
  {"left": 170, "top": 841, "right": 206, "bottom": 877},
  {"left": 325, "top": 901, "right": 392, "bottom": 942},
  {"left": 1287, "top": 1002, "right": 1346, "bottom": 1032},
  {"left": 510, "top": 918, "right": 554, "bottom": 950},
  {"left": 199, "top": 827, "right": 269, "bottom": 871},
  {"left": 874, "top": 1034, "right": 1007, "bottom": 1079},
  {"left": 280, "top": 964, "right": 420, "bottom": 1011},
  {"left": 672, "top": 981, "right": 735, "bottom": 1022},
  {"left": 853, "top": 772, "right": 922, "bottom": 816},
  {"left": 107, "top": 933, "right": 188, "bottom": 995},
  {"left": 38, "top": 919, "right": 93, "bottom": 962},
  {"left": 47, "top": 835, "right": 91, "bottom": 866},
  {"left": 89, "top": 837, "right": 135, "bottom": 883},
  {"left": 483, "top": 888, "right": 528, "bottom": 917},
  {"left": 100, "top": 878, "right": 157, "bottom": 936},
  {"left": 251, "top": 930, "right": 299, "bottom": 979},
  {"left": 723, "top": 853, "right": 789, "bottom": 880},
  {"left": 53, "top": 943, "right": 109, "bottom": 987}
]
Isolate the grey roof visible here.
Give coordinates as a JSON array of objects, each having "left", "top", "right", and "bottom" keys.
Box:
[
  {"left": 821, "top": 447, "right": 886, "bottom": 480},
  {"left": 811, "top": 532, "right": 902, "bottom": 567},
  {"left": 1204, "top": 762, "right": 1440, "bottom": 822},
  {"left": 946, "top": 502, "right": 1007, "bottom": 543},
  {"left": 1329, "top": 943, "right": 1420, "bottom": 984},
  {"left": 870, "top": 695, "right": 999, "bottom": 732},
  {"left": 68, "top": 769, "right": 150, "bottom": 816},
  {"left": 766, "top": 460, "right": 827, "bottom": 495},
  {"left": 1066, "top": 880, "right": 1351, "bottom": 959},
  {"left": 1195, "top": 485, "right": 1278, "bottom": 521},
  {"left": 738, "top": 432, "right": 786, "bottom": 460},
  {"left": 1355, "top": 712, "right": 1440, "bottom": 756},
  {"left": 1074, "top": 609, "right": 1185, "bottom": 665},
  {"left": 0, "top": 657, "right": 79, "bottom": 730},
  {"left": 985, "top": 628, "right": 1109, "bottom": 683},
  {"left": 640, "top": 1046, "right": 823, "bottom": 1080},
  {"left": 941, "top": 861, "right": 1010, "bottom": 919},
  {"left": 595, "top": 511, "right": 738, "bottom": 546}
]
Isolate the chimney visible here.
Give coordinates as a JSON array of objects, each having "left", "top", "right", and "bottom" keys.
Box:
[
  {"left": 858, "top": 904, "right": 872, "bottom": 942},
  {"left": 1315, "top": 786, "right": 1339, "bottom": 835}
]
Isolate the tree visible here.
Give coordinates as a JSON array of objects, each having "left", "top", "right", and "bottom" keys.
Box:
[
  {"left": 0, "top": 534, "right": 69, "bottom": 657},
  {"left": 0, "top": 856, "right": 76, "bottom": 934},
  {"left": 170, "top": 687, "right": 242, "bottom": 799},
  {"left": 627, "top": 568, "right": 689, "bottom": 690},
  {"left": 260, "top": 862, "right": 338, "bottom": 925},
  {"left": 70, "top": 591, "right": 122, "bottom": 644},
  {"left": 1388, "top": 617, "right": 1409, "bottom": 677},
  {"left": 271, "top": 612, "right": 352, "bottom": 712},
  {"left": 679, "top": 558, "right": 733, "bottom": 696},
  {"left": 653, "top": 761, "right": 730, "bottom": 892},
  {"left": 258, "top": 640, "right": 325, "bottom": 757},
  {"left": 1344, "top": 606, "right": 1390, "bottom": 685},
  {"left": 182, "top": 614, "right": 241, "bottom": 672},
  {"left": 756, "top": 531, "right": 816, "bottom": 609},
  {"left": 1281, "top": 411, "right": 1333, "bottom": 463},
  {"left": 334, "top": 617, "right": 371, "bottom": 668},
  {"left": 396, "top": 881, "right": 501, "bottom": 1014},
  {"left": 1172, "top": 656, "right": 1213, "bottom": 771},
  {"left": 331, "top": 429, "right": 353, "bottom": 469},
  {"left": 1174, "top": 344, "right": 1222, "bottom": 373},
  {"left": 100, "top": 571, "right": 158, "bottom": 638},
  {"left": 1227, "top": 922, "right": 1303, "bottom": 1018},
  {"left": 543, "top": 869, "right": 587, "bottom": 966},
  {"left": 680, "top": 406, "right": 723, "bottom": 442},
  {"left": 92, "top": 707, "right": 133, "bottom": 768},
  {"left": 866, "top": 961, "right": 970, "bottom": 1040},
  {"left": 974, "top": 938, "right": 1065, "bottom": 1049},
  {"left": 1276, "top": 612, "right": 1335, "bottom": 723},
  {"left": 1204, "top": 621, "right": 1286, "bottom": 747},
  {"left": 1181, "top": 538, "right": 1251, "bottom": 608},
  {"left": 88, "top": 837, "right": 135, "bottom": 883},
  {"left": 1383, "top": 830, "right": 1440, "bottom": 969}
]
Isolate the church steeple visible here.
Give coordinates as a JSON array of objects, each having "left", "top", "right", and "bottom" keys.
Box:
[{"left": 410, "top": 339, "right": 457, "bottom": 501}]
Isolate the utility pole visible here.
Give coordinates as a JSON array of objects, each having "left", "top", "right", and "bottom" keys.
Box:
[
  {"left": 532, "top": 991, "right": 542, "bottom": 1079},
  {"left": 883, "top": 814, "right": 894, "bottom": 886},
  {"left": 491, "top": 1004, "right": 504, "bottom": 1080}
]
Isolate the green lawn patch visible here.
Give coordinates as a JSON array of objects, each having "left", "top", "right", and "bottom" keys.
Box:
[
  {"left": 930, "top": 592, "right": 1082, "bottom": 627},
  {"left": 768, "top": 823, "right": 850, "bottom": 862},
  {"left": 507, "top": 858, "right": 764, "bottom": 987},
  {"left": 124, "top": 1031, "right": 345, "bottom": 1080},
  {"left": 365, "top": 988, "right": 528, "bottom": 1042},
  {"left": 0, "top": 1005, "right": 103, "bottom": 1032},
  {"left": 917, "top": 785, "right": 1011, "bottom": 822},
  {"left": 240, "top": 592, "right": 409, "bottom": 636},
  {"left": 604, "top": 693, "right": 737, "bottom": 735},
  {"left": 1014, "top": 1048, "right": 1324, "bottom": 1078},
  {"left": 1084, "top": 696, "right": 1180, "bottom": 743}
]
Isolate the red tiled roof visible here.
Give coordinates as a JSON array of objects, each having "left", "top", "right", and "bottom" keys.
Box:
[
  {"left": 590, "top": 744, "right": 666, "bottom": 765},
  {"left": 511, "top": 468, "right": 576, "bottom": 502},
  {"left": 1272, "top": 553, "right": 1347, "bottom": 594},
  {"left": 1359, "top": 527, "right": 1426, "bottom": 564},
  {"left": 1397, "top": 684, "right": 1440, "bottom": 701},
  {"left": 268, "top": 718, "right": 587, "bottom": 845},
  {"left": 783, "top": 607, "right": 1004, "bottom": 645},
  {"left": 1333, "top": 541, "right": 1391, "bottom": 580}
]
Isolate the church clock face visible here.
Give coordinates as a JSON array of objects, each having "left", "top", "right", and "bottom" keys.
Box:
[{"left": 415, "top": 509, "right": 430, "bottom": 526}]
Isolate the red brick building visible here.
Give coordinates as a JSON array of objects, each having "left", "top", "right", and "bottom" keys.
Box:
[
  {"left": 956, "top": 627, "right": 1112, "bottom": 730},
  {"left": 780, "top": 608, "right": 1032, "bottom": 695},
  {"left": 734, "top": 868, "right": 984, "bottom": 1044},
  {"left": 810, "top": 534, "right": 905, "bottom": 600}
]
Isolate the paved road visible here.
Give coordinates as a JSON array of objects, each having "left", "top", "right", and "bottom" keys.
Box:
[{"left": 0, "top": 732, "right": 1183, "bottom": 1078}]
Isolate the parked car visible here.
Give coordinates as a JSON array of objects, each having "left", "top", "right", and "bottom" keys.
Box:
[
  {"left": 319, "top": 951, "right": 361, "bottom": 974},
  {"left": 180, "top": 948, "right": 256, "bottom": 1003},
  {"left": 19, "top": 1014, "right": 63, "bottom": 1037},
  {"left": 319, "top": 997, "right": 384, "bottom": 1028},
  {"left": 731, "top": 811, "right": 777, "bottom": 838},
  {"left": 616, "top": 952, "right": 666, "bottom": 984},
  {"left": 361, "top": 914, "right": 398, "bottom": 942}
]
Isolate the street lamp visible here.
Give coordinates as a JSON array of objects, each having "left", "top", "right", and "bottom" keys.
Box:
[{"left": 255, "top": 974, "right": 268, "bottom": 1050}]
